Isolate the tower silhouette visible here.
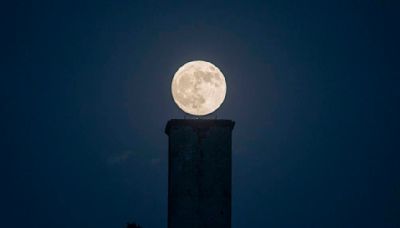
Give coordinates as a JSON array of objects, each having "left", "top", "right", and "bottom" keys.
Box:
[{"left": 165, "top": 119, "right": 234, "bottom": 228}]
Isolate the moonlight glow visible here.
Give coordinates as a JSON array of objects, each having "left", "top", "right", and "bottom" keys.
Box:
[{"left": 171, "top": 60, "right": 226, "bottom": 116}]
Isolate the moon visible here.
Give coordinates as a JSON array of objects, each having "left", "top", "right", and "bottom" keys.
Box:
[{"left": 171, "top": 60, "right": 226, "bottom": 116}]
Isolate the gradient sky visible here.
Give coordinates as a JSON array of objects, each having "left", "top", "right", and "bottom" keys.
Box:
[{"left": 7, "top": 1, "right": 400, "bottom": 227}]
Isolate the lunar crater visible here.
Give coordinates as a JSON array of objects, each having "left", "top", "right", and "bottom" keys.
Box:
[{"left": 172, "top": 60, "right": 226, "bottom": 116}]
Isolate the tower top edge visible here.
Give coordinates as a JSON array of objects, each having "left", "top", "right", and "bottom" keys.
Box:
[{"left": 165, "top": 119, "right": 235, "bottom": 135}]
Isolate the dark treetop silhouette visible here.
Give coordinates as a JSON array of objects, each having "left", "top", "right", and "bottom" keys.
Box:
[{"left": 126, "top": 223, "right": 141, "bottom": 228}]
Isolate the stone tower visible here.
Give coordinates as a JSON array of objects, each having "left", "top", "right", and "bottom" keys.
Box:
[{"left": 165, "top": 119, "right": 234, "bottom": 228}]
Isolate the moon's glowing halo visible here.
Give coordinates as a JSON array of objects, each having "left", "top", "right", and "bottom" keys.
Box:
[{"left": 171, "top": 60, "right": 226, "bottom": 116}]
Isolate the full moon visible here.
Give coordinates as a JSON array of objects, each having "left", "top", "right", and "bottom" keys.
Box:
[{"left": 171, "top": 60, "right": 226, "bottom": 116}]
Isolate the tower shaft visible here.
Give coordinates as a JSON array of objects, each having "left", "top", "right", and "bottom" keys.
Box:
[{"left": 165, "top": 119, "right": 234, "bottom": 228}]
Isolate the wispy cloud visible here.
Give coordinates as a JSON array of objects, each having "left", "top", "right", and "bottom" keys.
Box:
[
  {"left": 107, "top": 149, "right": 162, "bottom": 166},
  {"left": 107, "top": 150, "right": 133, "bottom": 165}
]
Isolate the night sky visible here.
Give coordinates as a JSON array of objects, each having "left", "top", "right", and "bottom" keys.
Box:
[{"left": 8, "top": 1, "right": 400, "bottom": 227}]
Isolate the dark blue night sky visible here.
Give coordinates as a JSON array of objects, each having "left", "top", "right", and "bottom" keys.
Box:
[{"left": 7, "top": 1, "right": 400, "bottom": 227}]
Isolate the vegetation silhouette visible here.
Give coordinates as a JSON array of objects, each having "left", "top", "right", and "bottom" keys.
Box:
[{"left": 126, "top": 222, "right": 141, "bottom": 228}]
